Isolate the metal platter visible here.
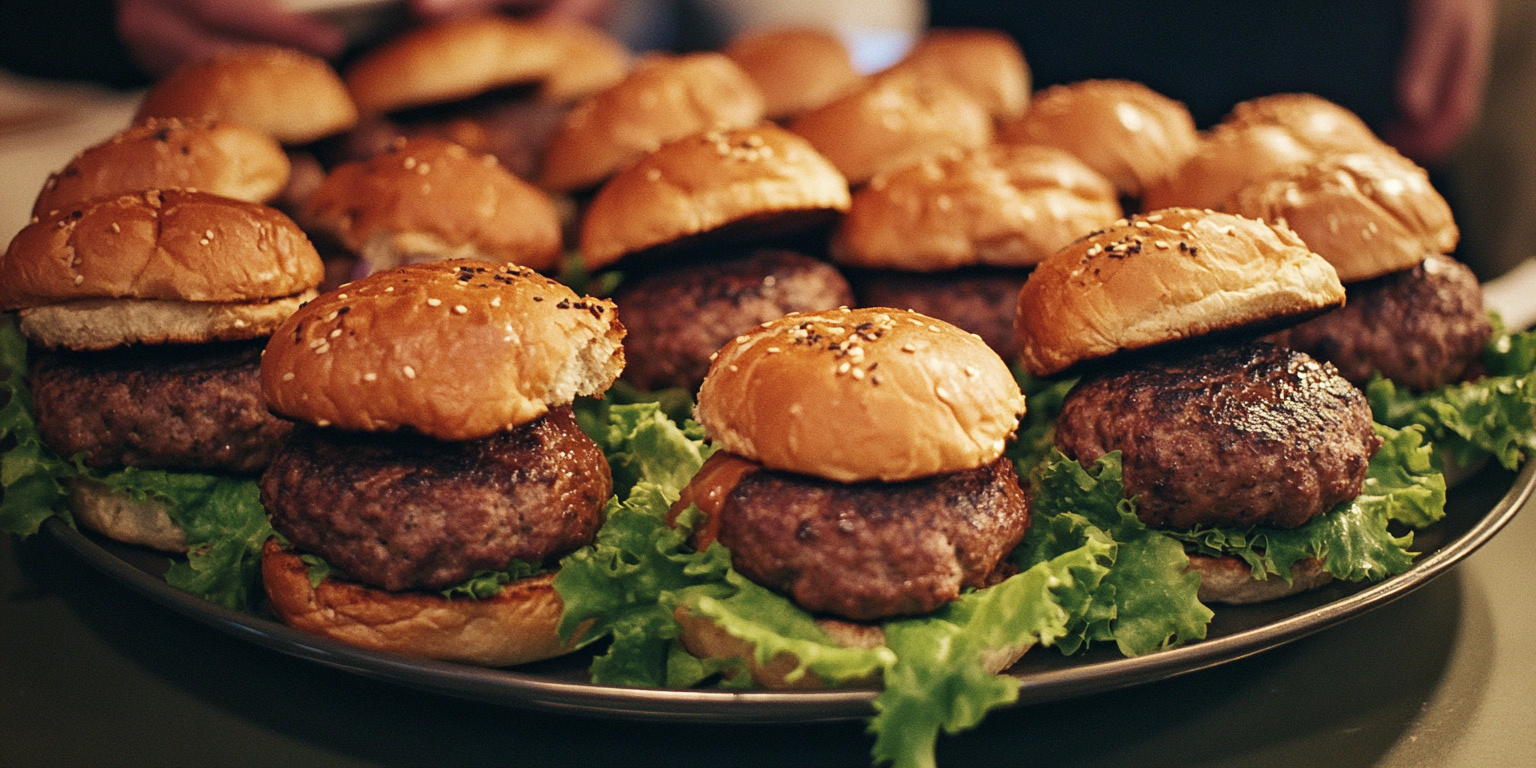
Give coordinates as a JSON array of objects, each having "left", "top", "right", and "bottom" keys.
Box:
[{"left": 45, "top": 457, "right": 1534, "bottom": 724}]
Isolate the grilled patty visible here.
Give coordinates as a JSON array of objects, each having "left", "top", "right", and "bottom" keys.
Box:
[
  {"left": 29, "top": 340, "right": 290, "bottom": 473},
  {"left": 260, "top": 406, "right": 610, "bottom": 592},
  {"left": 711, "top": 454, "right": 1029, "bottom": 621},
  {"left": 1055, "top": 342, "right": 1381, "bottom": 530}
]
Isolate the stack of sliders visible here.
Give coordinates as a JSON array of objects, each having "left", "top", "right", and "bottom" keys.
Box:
[
  {"left": 1015, "top": 208, "right": 1446, "bottom": 603},
  {"left": 580, "top": 123, "right": 856, "bottom": 391},
  {"left": 0, "top": 188, "right": 324, "bottom": 607},
  {"left": 258, "top": 259, "right": 624, "bottom": 665}
]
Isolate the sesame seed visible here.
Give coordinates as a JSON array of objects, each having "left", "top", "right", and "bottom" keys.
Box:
[
  {"left": 1181, "top": 222, "right": 1193, "bottom": 231},
  {"left": 936, "top": 386, "right": 950, "bottom": 399},
  {"left": 329, "top": 328, "right": 342, "bottom": 338},
  {"left": 199, "top": 238, "right": 210, "bottom": 246},
  {"left": 1134, "top": 221, "right": 1150, "bottom": 228},
  {"left": 363, "top": 372, "right": 377, "bottom": 382},
  {"left": 403, "top": 157, "right": 416, "bottom": 169},
  {"left": 453, "top": 304, "right": 468, "bottom": 315},
  {"left": 736, "top": 335, "right": 750, "bottom": 343},
  {"left": 848, "top": 346, "right": 865, "bottom": 360},
  {"left": 110, "top": 223, "right": 121, "bottom": 234},
  {"left": 416, "top": 163, "right": 431, "bottom": 175},
  {"left": 645, "top": 168, "right": 662, "bottom": 182},
  {"left": 709, "top": 352, "right": 719, "bottom": 361},
  {"left": 490, "top": 296, "right": 501, "bottom": 307},
  {"left": 851, "top": 367, "right": 865, "bottom": 380},
  {"left": 309, "top": 339, "right": 324, "bottom": 349},
  {"left": 837, "top": 362, "right": 851, "bottom": 374},
  {"left": 503, "top": 335, "right": 513, "bottom": 341},
  {"left": 316, "top": 419, "right": 331, "bottom": 427},
  {"left": 204, "top": 230, "right": 214, "bottom": 240},
  {"left": 314, "top": 343, "right": 330, "bottom": 354},
  {"left": 403, "top": 365, "right": 416, "bottom": 379},
  {"left": 729, "top": 364, "right": 739, "bottom": 372},
  {"left": 1146, "top": 214, "right": 1164, "bottom": 222},
  {"left": 1155, "top": 240, "right": 1169, "bottom": 249},
  {"left": 384, "top": 287, "right": 393, "bottom": 292},
  {"left": 427, "top": 298, "right": 442, "bottom": 307},
  {"left": 927, "top": 324, "right": 940, "bottom": 332},
  {"left": 233, "top": 319, "right": 247, "bottom": 328},
  {"left": 338, "top": 294, "right": 348, "bottom": 300},
  {"left": 902, "top": 343, "right": 917, "bottom": 353},
  {"left": 282, "top": 372, "right": 295, "bottom": 382},
  {"left": 73, "top": 274, "right": 84, "bottom": 284},
  {"left": 766, "top": 346, "right": 781, "bottom": 353},
  {"left": 964, "top": 366, "right": 978, "bottom": 377}
]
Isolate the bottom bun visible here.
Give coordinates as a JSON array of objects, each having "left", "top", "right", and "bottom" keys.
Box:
[
  {"left": 262, "top": 539, "right": 585, "bottom": 666},
  {"left": 673, "top": 604, "right": 1030, "bottom": 689},
  {"left": 67, "top": 477, "right": 188, "bottom": 553},
  {"left": 1187, "top": 554, "right": 1333, "bottom": 604}
]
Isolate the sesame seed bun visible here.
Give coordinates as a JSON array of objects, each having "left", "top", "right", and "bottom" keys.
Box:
[
  {"left": 260, "top": 260, "right": 624, "bottom": 441},
  {"left": 1141, "top": 123, "right": 1317, "bottom": 212},
  {"left": 579, "top": 124, "right": 850, "bottom": 270},
  {"left": 32, "top": 118, "right": 290, "bottom": 217},
  {"left": 790, "top": 69, "right": 993, "bottom": 187},
  {"left": 696, "top": 307, "right": 1024, "bottom": 483},
  {"left": 723, "top": 27, "right": 862, "bottom": 120},
  {"left": 303, "top": 137, "right": 561, "bottom": 274},
  {"left": 1224, "top": 151, "right": 1456, "bottom": 282},
  {"left": 1, "top": 189, "right": 321, "bottom": 311},
  {"left": 1014, "top": 208, "right": 1345, "bottom": 378},
  {"left": 135, "top": 46, "right": 358, "bottom": 145},
  {"left": 999, "top": 79, "right": 1198, "bottom": 198},
  {"left": 831, "top": 144, "right": 1120, "bottom": 271},
  {"left": 540, "top": 53, "right": 765, "bottom": 193},
  {"left": 884, "top": 28, "right": 1030, "bottom": 121},
  {"left": 1224, "top": 93, "right": 1388, "bottom": 156},
  {"left": 344, "top": 16, "right": 566, "bottom": 116},
  {"left": 262, "top": 538, "right": 586, "bottom": 667}
]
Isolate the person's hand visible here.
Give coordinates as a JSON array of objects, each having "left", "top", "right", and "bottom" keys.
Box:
[
  {"left": 406, "top": 0, "right": 612, "bottom": 24},
  {"left": 1387, "top": 0, "right": 1494, "bottom": 164},
  {"left": 116, "top": 0, "right": 346, "bottom": 77}
]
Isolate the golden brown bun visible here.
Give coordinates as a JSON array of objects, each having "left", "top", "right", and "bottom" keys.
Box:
[
  {"left": 723, "top": 27, "right": 862, "bottom": 120},
  {"left": 536, "top": 22, "right": 632, "bottom": 104},
  {"left": 67, "top": 478, "right": 187, "bottom": 553},
  {"left": 790, "top": 69, "right": 992, "bottom": 187},
  {"left": 999, "top": 79, "right": 1198, "bottom": 198},
  {"left": 1, "top": 190, "right": 322, "bottom": 311},
  {"left": 1224, "top": 151, "right": 1456, "bottom": 282},
  {"left": 1224, "top": 93, "right": 1388, "bottom": 155},
  {"left": 262, "top": 539, "right": 585, "bottom": 667},
  {"left": 345, "top": 16, "right": 564, "bottom": 115},
  {"left": 696, "top": 307, "right": 1024, "bottom": 483},
  {"left": 1015, "top": 208, "right": 1346, "bottom": 378},
  {"left": 303, "top": 137, "right": 561, "bottom": 273},
  {"left": 884, "top": 28, "right": 1030, "bottom": 121},
  {"left": 579, "top": 124, "right": 850, "bottom": 270},
  {"left": 33, "top": 118, "right": 290, "bottom": 216},
  {"left": 17, "top": 292, "right": 315, "bottom": 351},
  {"left": 261, "top": 260, "right": 624, "bottom": 441},
  {"left": 540, "top": 53, "right": 765, "bottom": 192},
  {"left": 1187, "top": 554, "right": 1333, "bottom": 605},
  {"left": 673, "top": 597, "right": 1029, "bottom": 689},
  {"left": 135, "top": 46, "right": 358, "bottom": 145},
  {"left": 831, "top": 144, "right": 1120, "bottom": 271},
  {"left": 1141, "top": 123, "right": 1317, "bottom": 212}
]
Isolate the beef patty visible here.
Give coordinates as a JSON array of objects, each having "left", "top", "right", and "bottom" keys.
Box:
[
  {"left": 1268, "top": 253, "right": 1491, "bottom": 392},
  {"left": 614, "top": 250, "right": 853, "bottom": 391},
  {"left": 29, "top": 340, "right": 291, "bottom": 473},
  {"left": 1055, "top": 342, "right": 1381, "bottom": 530},
  {"left": 701, "top": 453, "right": 1029, "bottom": 621},
  {"left": 260, "top": 405, "right": 610, "bottom": 592}
]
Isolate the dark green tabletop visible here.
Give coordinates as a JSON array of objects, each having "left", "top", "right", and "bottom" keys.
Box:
[{"left": 3, "top": 474, "right": 1533, "bottom": 768}]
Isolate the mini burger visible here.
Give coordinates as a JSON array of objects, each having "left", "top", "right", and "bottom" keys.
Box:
[
  {"left": 0, "top": 190, "right": 322, "bottom": 553},
  {"left": 1016, "top": 208, "right": 1421, "bottom": 604},
  {"left": 667, "top": 307, "right": 1031, "bottom": 682},
  {"left": 257, "top": 259, "right": 624, "bottom": 666}
]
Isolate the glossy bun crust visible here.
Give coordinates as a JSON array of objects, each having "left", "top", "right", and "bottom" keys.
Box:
[
  {"left": 723, "top": 27, "right": 862, "bottom": 120},
  {"left": 580, "top": 124, "right": 850, "bottom": 269},
  {"left": 1015, "top": 208, "right": 1345, "bottom": 377},
  {"left": 33, "top": 118, "right": 290, "bottom": 215},
  {"left": 135, "top": 46, "right": 357, "bottom": 145},
  {"left": 260, "top": 260, "right": 623, "bottom": 441},
  {"left": 696, "top": 307, "right": 1024, "bottom": 483},
  {"left": 263, "top": 539, "right": 584, "bottom": 667}
]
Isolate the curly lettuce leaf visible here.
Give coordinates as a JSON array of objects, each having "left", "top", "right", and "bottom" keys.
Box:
[
  {"left": 0, "top": 317, "right": 74, "bottom": 536},
  {"left": 439, "top": 559, "right": 544, "bottom": 600},
  {"left": 1016, "top": 451, "right": 1211, "bottom": 657},
  {"left": 1166, "top": 424, "right": 1443, "bottom": 583},
  {"left": 1368, "top": 313, "right": 1536, "bottom": 470},
  {"left": 1005, "top": 366, "right": 1078, "bottom": 481},
  {"left": 573, "top": 398, "right": 714, "bottom": 499}
]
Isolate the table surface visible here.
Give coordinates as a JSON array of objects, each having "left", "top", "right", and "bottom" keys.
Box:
[{"left": 4, "top": 76, "right": 1536, "bottom": 768}]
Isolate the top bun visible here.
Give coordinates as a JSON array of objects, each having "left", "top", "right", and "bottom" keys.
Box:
[
  {"left": 303, "top": 137, "right": 561, "bottom": 273},
  {"left": 33, "top": 118, "right": 290, "bottom": 216},
  {"left": 540, "top": 53, "right": 765, "bottom": 192},
  {"left": 536, "top": 22, "right": 632, "bottom": 104},
  {"left": 790, "top": 69, "right": 992, "bottom": 187},
  {"left": 883, "top": 28, "right": 1030, "bottom": 121},
  {"left": 2, "top": 189, "right": 321, "bottom": 310},
  {"left": 1015, "top": 208, "right": 1345, "bottom": 377},
  {"left": 261, "top": 260, "right": 624, "bottom": 441},
  {"left": 831, "top": 143, "right": 1120, "bottom": 271},
  {"left": 1224, "top": 93, "right": 1388, "bottom": 155},
  {"left": 579, "top": 123, "right": 850, "bottom": 270},
  {"left": 345, "top": 16, "right": 565, "bottom": 115},
  {"left": 696, "top": 307, "right": 1024, "bottom": 483},
  {"left": 1225, "top": 151, "right": 1457, "bottom": 282},
  {"left": 999, "top": 79, "right": 1197, "bottom": 198},
  {"left": 135, "top": 46, "right": 358, "bottom": 145},
  {"left": 723, "top": 28, "right": 862, "bottom": 120}
]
